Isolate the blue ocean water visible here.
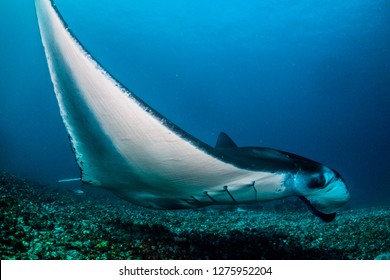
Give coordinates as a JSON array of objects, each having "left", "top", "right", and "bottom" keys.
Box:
[{"left": 0, "top": 0, "right": 389, "bottom": 208}]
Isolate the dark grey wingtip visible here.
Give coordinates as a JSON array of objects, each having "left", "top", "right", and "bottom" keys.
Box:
[{"left": 299, "top": 196, "right": 336, "bottom": 222}]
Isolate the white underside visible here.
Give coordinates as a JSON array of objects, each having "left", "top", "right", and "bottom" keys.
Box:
[{"left": 35, "top": 0, "right": 292, "bottom": 208}]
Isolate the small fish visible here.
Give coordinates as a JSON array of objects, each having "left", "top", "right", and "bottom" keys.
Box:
[{"left": 72, "top": 189, "right": 84, "bottom": 195}]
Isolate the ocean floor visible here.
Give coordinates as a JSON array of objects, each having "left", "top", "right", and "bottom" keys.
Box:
[{"left": 1, "top": 171, "right": 389, "bottom": 260}]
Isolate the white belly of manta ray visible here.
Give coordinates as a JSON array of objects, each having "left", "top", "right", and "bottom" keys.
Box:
[{"left": 35, "top": 0, "right": 349, "bottom": 221}]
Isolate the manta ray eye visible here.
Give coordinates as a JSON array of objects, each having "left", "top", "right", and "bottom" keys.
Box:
[{"left": 308, "top": 174, "right": 326, "bottom": 189}]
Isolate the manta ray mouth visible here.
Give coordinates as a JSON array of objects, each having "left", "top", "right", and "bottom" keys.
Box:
[{"left": 299, "top": 196, "right": 336, "bottom": 222}]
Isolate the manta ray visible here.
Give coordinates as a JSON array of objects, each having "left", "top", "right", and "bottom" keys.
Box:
[{"left": 35, "top": 0, "right": 349, "bottom": 222}]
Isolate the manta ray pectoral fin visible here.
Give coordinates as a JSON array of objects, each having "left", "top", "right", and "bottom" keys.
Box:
[
  {"left": 299, "top": 196, "right": 336, "bottom": 222},
  {"left": 215, "top": 132, "right": 238, "bottom": 149}
]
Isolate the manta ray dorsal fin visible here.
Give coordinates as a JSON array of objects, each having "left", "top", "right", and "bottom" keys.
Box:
[{"left": 215, "top": 132, "right": 238, "bottom": 149}]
